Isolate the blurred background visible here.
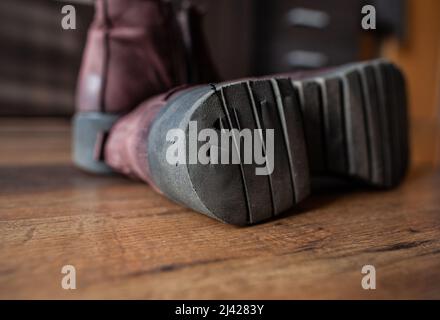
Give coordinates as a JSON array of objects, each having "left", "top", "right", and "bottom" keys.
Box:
[{"left": 0, "top": 0, "right": 439, "bottom": 169}]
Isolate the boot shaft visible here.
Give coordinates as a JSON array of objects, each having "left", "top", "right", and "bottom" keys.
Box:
[
  {"left": 73, "top": 0, "right": 219, "bottom": 174},
  {"left": 76, "top": 0, "right": 188, "bottom": 114}
]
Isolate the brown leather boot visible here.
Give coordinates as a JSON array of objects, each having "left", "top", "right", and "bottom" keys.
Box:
[
  {"left": 102, "top": 60, "right": 409, "bottom": 225},
  {"left": 73, "top": 0, "right": 217, "bottom": 173}
]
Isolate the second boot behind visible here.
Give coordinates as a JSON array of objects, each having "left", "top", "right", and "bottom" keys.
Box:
[{"left": 73, "top": 0, "right": 218, "bottom": 173}]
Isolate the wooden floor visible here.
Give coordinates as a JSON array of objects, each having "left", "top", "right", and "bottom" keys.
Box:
[{"left": 1, "top": 118, "right": 440, "bottom": 299}]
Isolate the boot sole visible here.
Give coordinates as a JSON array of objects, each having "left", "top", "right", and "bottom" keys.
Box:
[{"left": 149, "top": 60, "right": 409, "bottom": 225}]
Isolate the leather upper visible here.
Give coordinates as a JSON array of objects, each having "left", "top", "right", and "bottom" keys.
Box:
[{"left": 76, "top": 0, "right": 188, "bottom": 114}]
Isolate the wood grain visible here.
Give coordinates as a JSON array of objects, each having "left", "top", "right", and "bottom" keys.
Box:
[{"left": 1, "top": 119, "right": 440, "bottom": 299}]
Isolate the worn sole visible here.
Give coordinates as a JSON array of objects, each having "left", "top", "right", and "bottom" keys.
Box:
[{"left": 147, "top": 59, "right": 409, "bottom": 225}]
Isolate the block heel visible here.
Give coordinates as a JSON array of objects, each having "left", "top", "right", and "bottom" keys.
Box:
[{"left": 72, "top": 112, "right": 120, "bottom": 174}]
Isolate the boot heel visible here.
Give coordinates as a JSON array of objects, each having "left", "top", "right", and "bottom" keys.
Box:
[{"left": 72, "top": 112, "right": 119, "bottom": 174}]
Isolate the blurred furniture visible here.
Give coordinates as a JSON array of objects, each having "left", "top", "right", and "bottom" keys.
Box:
[
  {"left": 382, "top": 0, "right": 440, "bottom": 167},
  {"left": 253, "top": 0, "right": 363, "bottom": 74},
  {"left": 208, "top": 0, "right": 406, "bottom": 76},
  {"left": 0, "top": 0, "right": 93, "bottom": 116}
]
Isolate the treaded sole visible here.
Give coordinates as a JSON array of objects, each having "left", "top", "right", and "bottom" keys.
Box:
[
  {"left": 151, "top": 59, "right": 409, "bottom": 225},
  {"left": 303, "top": 59, "right": 410, "bottom": 187},
  {"left": 188, "top": 78, "right": 311, "bottom": 225}
]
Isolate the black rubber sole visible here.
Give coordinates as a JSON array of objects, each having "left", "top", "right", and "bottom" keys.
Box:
[
  {"left": 296, "top": 60, "right": 409, "bottom": 187},
  {"left": 147, "top": 59, "right": 409, "bottom": 225}
]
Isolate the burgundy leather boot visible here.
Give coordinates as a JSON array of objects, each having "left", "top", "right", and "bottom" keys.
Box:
[
  {"left": 103, "top": 59, "right": 409, "bottom": 225},
  {"left": 73, "top": 0, "right": 217, "bottom": 173}
]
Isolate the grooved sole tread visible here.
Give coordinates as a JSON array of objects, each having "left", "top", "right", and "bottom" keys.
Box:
[{"left": 170, "top": 60, "right": 409, "bottom": 225}]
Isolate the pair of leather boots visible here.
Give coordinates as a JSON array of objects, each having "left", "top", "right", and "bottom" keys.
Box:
[{"left": 73, "top": 0, "right": 409, "bottom": 225}]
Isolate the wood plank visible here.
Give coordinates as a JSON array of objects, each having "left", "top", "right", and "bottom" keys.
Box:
[{"left": 0, "top": 119, "right": 440, "bottom": 299}]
